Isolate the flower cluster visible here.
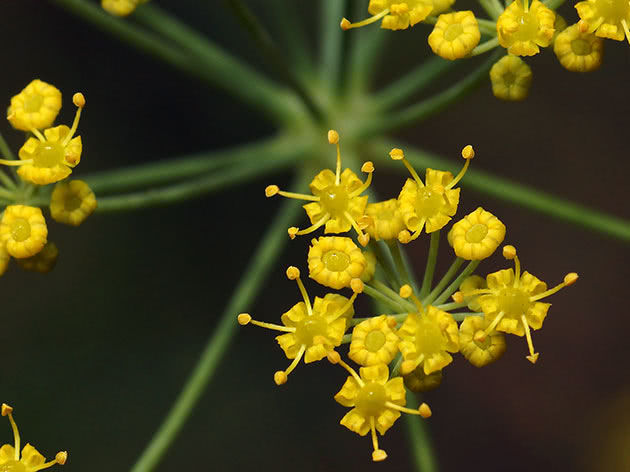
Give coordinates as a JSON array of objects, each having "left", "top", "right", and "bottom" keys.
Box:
[
  {"left": 239, "top": 131, "right": 578, "bottom": 461},
  {"left": 101, "top": 0, "right": 150, "bottom": 16},
  {"left": 340, "top": 0, "right": 624, "bottom": 101},
  {"left": 0, "top": 80, "right": 97, "bottom": 276}
]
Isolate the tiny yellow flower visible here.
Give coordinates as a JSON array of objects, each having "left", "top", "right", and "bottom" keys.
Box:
[
  {"left": 1, "top": 94, "right": 86, "bottom": 186},
  {"left": 341, "top": 0, "right": 438, "bottom": 31},
  {"left": 459, "top": 315, "right": 507, "bottom": 367},
  {"left": 489, "top": 55, "right": 533, "bottom": 101},
  {"left": 308, "top": 236, "right": 367, "bottom": 290},
  {"left": 365, "top": 199, "right": 405, "bottom": 241},
  {"left": 266, "top": 131, "right": 373, "bottom": 246},
  {"left": 392, "top": 145, "right": 474, "bottom": 242},
  {"left": 0, "top": 403, "right": 67, "bottom": 472},
  {"left": 7, "top": 80, "right": 62, "bottom": 132},
  {"left": 332, "top": 359, "right": 431, "bottom": 462},
  {"left": 403, "top": 365, "right": 443, "bottom": 392},
  {"left": 238, "top": 267, "right": 362, "bottom": 385},
  {"left": 497, "top": 0, "right": 556, "bottom": 56},
  {"left": 50, "top": 180, "right": 97, "bottom": 226},
  {"left": 450, "top": 207, "right": 506, "bottom": 260},
  {"left": 0, "top": 206, "right": 47, "bottom": 259},
  {"left": 575, "top": 0, "right": 630, "bottom": 43},
  {"left": 17, "top": 242, "right": 59, "bottom": 274},
  {"left": 554, "top": 24, "right": 604, "bottom": 72},
  {"left": 455, "top": 275, "right": 486, "bottom": 311},
  {"left": 471, "top": 245, "right": 578, "bottom": 363},
  {"left": 428, "top": 11, "right": 482, "bottom": 60},
  {"left": 102, "top": 0, "right": 148, "bottom": 16},
  {"left": 349, "top": 315, "right": 400, "bottom": 366}
]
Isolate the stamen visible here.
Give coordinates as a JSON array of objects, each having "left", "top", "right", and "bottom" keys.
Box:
[
  {"left": 513, "top": 255, "right": 521, "bottom": 286},
  {"left": 483, "top": 311, "right": 505, "bottom": 337},
  {"left": 393, "top": 152, "right": 425, "bottom": 187},
  {"left": 348, "top": 162, "right": 374, "bottom": 198},
  {"left": 384, "top": 401, "right": 428, "bottom": 416},
  {"left": 270, "top": 187, "right": 319, "bottom": 201},
  {"left": 336, "top": 357, "right": 364, "bottom": 385},
  {"left": 335, "top": 142, "right": 342, "bottom": 186},
  {"left": 31, "top": 128, "right": 46, "bottom": 143},
  {"left": 330, "top": 291, "right": 360, "bottom": 321},
  {"left": 529, "top": 278, "right": 572, "bottom": 302},
  {"left": 344, "top": 211, "right": 370, "bottom": 246},
  {"left": 418, "top": 403, "right": 432, "bottom": 418},
  {"left": 400, "top": 356, "right": 422, "bottom": 375},
  {"left": 292, "top": 272, "right": 313, "bottom": 316},
  {"left": 284, "top": 344, "right": 306, "bottom": 377},
  {"left": 447, "top": 150, "right": 473, "bottom": 189},
  {"left": 370, "top": 416, "right": 388, "bottom": 462},
  {"left": 239, "top": 314, "right": 295, "bottom": 333},
  {"left": 31, "top": 454, "right": 67, "bottom": 472},
  {"left": 621, "top": 19, "right": 630, "bottom": 45},
  {"left": 407, "top": 219, "right": 426, "bottom": 242},
  {"left": 340, "top": 9, "right": 390, "bottom": 30},
  {"left": 62, "top": 93, "right": 85, "bottom": 147},
  {"left": 0, "top": 159, "right": 30, "bottom": 166},
  {"left": 2, "top": 404, "right": 20, "bottom": 460},
  {"left": 521, "top": 315, "right": 539, "bottom": 364},
  {"left": 292, "top": 214, "right": 331, "bottom": 238}
]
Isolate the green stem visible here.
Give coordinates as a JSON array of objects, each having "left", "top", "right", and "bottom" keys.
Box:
[
  {"left": 477, "top": 18, "right": 498, "bottom": 35},
  {"left": 451, "top": 312, "right": 481, "bottom": 322},
  {"left": 128, "top": 178, "right": 306, "bottom": 472},
  {"left": 435, "top": 301, "right": 467, "bottom": 311},
  {"left": 377, "top": 142, "right": 630, "bottom": 243},
  {"left": 434, "top": 260, "right": 480, "bottom": 305},
  {"left": 368, "top": 239, "right": 400, "bottom": 289},
  {"left": 321, "top": 0, "right": 346, "bottom": 89},
  {"left": 478, "top": 0, "right": 505, "bottom": 20},
  {"left": 371, "top": 56, "right": 459, "bottom": 111},
  {"left": 363, "top": 283, "right": 410, "bottom": 312},
  {"left": 420, "top": 231, "right": 440, "bottom": 299},
  {"left": 0, "top": 131, "right": 17, "bottom": 190},
  {"left": 358, "top": 50, "right": 502, "bottom": 137},
  {"left": 386, "top": 240, "right": 414, "bottom": 288},
  {"left": 423, "top": 258, "right": 464, "bottom": 305},
  {"left": 83, "top": 136, "right": 304, "bottom": 195},
  {"left": 269, "top": 1, "right": 314, "bottom": 74},
  {"left": 471, "top": 37, "right": 500, "bottom": 56},
  {"left": 543, "top": 0, "right": 566, "bottom": 10},
  {"left": 405, "top": 391, "right": 439, "bottom": 472},
  {"left": 372, "top": 279, "right": 415, "bottom": 311}
]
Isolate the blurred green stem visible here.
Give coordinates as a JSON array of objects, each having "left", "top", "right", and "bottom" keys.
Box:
[
  {"left": 420, "top": 231, "right": 440, "bottom": 299},
  {"left": 128, "top": 177, "right": 306, "bottom": 472},
  {"left": 405, "top": 392, "right": 439, "bottom": 472},
  {"left": 321, "top": 0, "right": 346, "bottom": 89}
]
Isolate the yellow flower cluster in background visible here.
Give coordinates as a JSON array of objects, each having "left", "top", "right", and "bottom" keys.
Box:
[
  {"left": 239, "top": 131, "right": 578, "bottom": 461},
  {"left": 0, "top": 80, "right": 97, "bottom": 277}
]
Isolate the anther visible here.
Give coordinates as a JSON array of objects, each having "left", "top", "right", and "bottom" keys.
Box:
[
  {"left": 372, "top": 449, "right": 388, "bottom": 462},
  {"left": 358, "top": 215, "right": 373, "bottom": 230},
  {"left": 578, "top": 20, "right": 589, "bottom": 32},
  {"left": 399, "top": 284, "right": 413, "bottom": 299},
  {"left": 473, "top": 330, "right": 486, "bottom": 343},
  {"left": 398, "top": 230, "right": 411, "bottom": 244},
  {"left": 56, "top": 451, "right": 68, "bottom": 465},
  {"left": 401, "top": 360, "right": 416, "bottom": 375},
  {"left": 328, "top": 129, "right": 340, "bottom": 144},
  {"left": 340, "top": 18, "right": 352, "bottom": 30},
  {"left": 358, "top": 234, "right": 370, "bottom": 247},
  {"left": 1, "top": 404, "right": 12, "bottom": 416},
  {"left": 452, "top": 291, "right": 464, "bottom": 303},
  {"left": 265, "top": 185, "right": 279, "bottom": 197},
  {"left": 503, "top": 245, "right": 517, "bottom": 259},
  {"left": 327, "top": 351, "right": 341, "bottom": 364},
  {"left": 350, "top": 278, "right": 364, "bottom": 293},
  {"left": 389, "top": 148, "right": 404, "bottom": 160},
  {"left": 361, "top": 161, "right": 374, "bottom": 173},
  {"left": 461, "top": 145, "right": 475, "bottom": 159},
  {"left": 72, "top": 93, "right": 86, "bottom": 108},
  {"left": 237, "top": 313, "right": 252, "bottom": 325},
  {"left": 286, "top": 266, "right": 300, "bottom": 280},
  {"left": 564, "top": 272, "right": 578, "bottom": 286},
  {"left": 288, "top": 227, "right": 298, "bottom": 239},
  {"left": 419, "top": 403, "right": 432, "bottom": 418},
  {"left": 274, "top": 371, "right": 288, "bottom": 385}
]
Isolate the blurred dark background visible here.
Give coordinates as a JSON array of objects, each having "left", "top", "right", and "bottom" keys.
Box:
[{"left": 0, "top": 1, "right": 628, "bottom": 471}]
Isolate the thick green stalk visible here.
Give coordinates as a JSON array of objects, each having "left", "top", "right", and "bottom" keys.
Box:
[
  {"left": 420, "top": 231, "right": 440, "bottom": 298},
  {"left": 321, "top": 0, "right": 346, "bottom": 89},
  {"left": 128, "top": 179, "right": 306, "bottom": 472},
  {"left": 405, "top": 392, "right": 439, "bottom": 472},
  {"left": 358, "top": 51, "right": 502, "bottom": 137},
  {"left": 83, "top": 136, "right": 304, "bottom": 195},
  {"left": 371, "top": 57, "right": 458, "bottom": 111},
  {"left": 376, "top": 141, "right": 630, "bottom": 242}
]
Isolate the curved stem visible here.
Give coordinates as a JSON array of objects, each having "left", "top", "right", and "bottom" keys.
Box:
[
  {"left": 405, "top": 391, "right": 439, "bottom": 472},
  {"left": 128, "top": 177, "right": 307, "bottom": 472},
  {"left": 375, "top": 141, "right": 630, "bottom": 243}
]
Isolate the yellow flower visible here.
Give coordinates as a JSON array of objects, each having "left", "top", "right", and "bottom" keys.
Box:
[
  {"left": 17, "top": 242, "right": 59, "bottom": 274},
  {"left": 102, "top": 0, "right": 148, "bottom": 16},
  {"left": 575, "top": 0, "right": 630, "bottom": 43},
  {"left": 497, "top": 0, "right": 556, "bottom": 56},
  {"left": 331, "top": 358, "right": 431, "bottom": 462},
  {"left": 454, "top": 275, "right": 486, "bottom": 311},
  {"left": 459, "top": 315, "right": 507, "bottom": 367},
  {"left": 0, "top": 206, "right": 47, "bottom": 259},
  {"left": 428, "top": 11, "right": 481, "bottom": 60},
  {"left": 403, "top": 365, "right": 443, "bottom": 392},
  {"left": 554, "top": 24, "right": 604, "bottom": 72},
  {"left": 365, "top": 199, "right": 405, "bottom": 241},
  {"left": 392, "top": 145, "right": 474, "bottom": 243},
  {"left": 349, "top": 315, "right": 400, "bottom": 366},
  {"left": 7, "top": 80, "right": 62, "bottom": 132},
  {"left": 471, "top": 245, "right": 578, "bottom": 363},
  {"left": 0, "top": 403, "right": 67, "bottom": 472},
  {"left": 450, "top": 207, "right": 506, "bottom": 260},
  {"left": 308, "top": 236, "right": 366, "bottom": 290},
  {"left": 341, "top": 0, "right": 439, "bottom": 31},
  {"left": 489, "top": 55, "right": 533, "bottom": 101},
  {"left": 238, "top": 267, "right": 362, "bottom": 385},
  {"left": 49, "top": 180, "right": 97, "bottom": 226},
  {"left": 266, "top": 130, "right": 373, "bottom": 246},
  {"left": 361, "top": 251, "right": 377, "bottom": 282},
  {"left": 0, "top": 94, "right": 85, "bottom": 186}
]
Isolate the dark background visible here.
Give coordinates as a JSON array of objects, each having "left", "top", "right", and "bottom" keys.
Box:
[{"left": 0, "top": 1, "right": 628, "bottom": 471}]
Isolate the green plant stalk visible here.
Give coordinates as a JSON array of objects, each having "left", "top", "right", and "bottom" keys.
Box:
[
  {"left": 420, "top": 231, "right": 440, "bottom": 298},
  {"left": 358, "top": 50, "right": 502, "bottom": 136},
  {"left": 363, "top": 283, "right": 410, "bottom": 312},
  {"left": 544, "top": 0, "right": 566, "bottom": 10},
  {"left": 128, "top": 179, "right": 306, "bottom": 472},
  {"left": 371, "top": 56, "right": 459, "bottom": 111},
  {"left": 424, "top": 258, "right": 464, "bottom": 305},
  {"left": 321, "top": 0, "right": 346, "bottom": 89},
  {"left": 0, "top": 131, "right": 17, "bottom": 190},
  {"left": 368, "top": 239, "right": 401, "bottom": 289},
  {"left": 378, "top": 142, "right": 630, "bottom": 243},
  {"left": 433, "top": 260, "right": 480, "bottom": 305},
  {"left": 269, "top": 1, "right": 314, "bottom": 74},
  {"left": 471, "top": 37, "right": 500, "bottom": 56},
  {"left": 372, "top": 279, "right": 415, "bottom": 311},
  {"left": 451, "top": 311, "right": 481, "bottom": 322},
  {"left": 478, "top": 0, "right": 505, "bottom": 20},
  {"left": 405, "top": 391, "right": 439, "bottom": 472},
  {"left": 386, "top": 239, "right": 414, "bottom": 288}
]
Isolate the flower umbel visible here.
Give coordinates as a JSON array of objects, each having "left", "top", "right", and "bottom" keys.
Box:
[{"left": 0, "top": 403, "right": 67, "bottom": 472}]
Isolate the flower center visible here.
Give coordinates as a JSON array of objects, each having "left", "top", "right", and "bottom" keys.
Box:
[
  {"left": 497, "top": 287, "right": 531, "bottom": 318},
  {"left": 320, "top": 184, "right": 350, "bottom": 217},
  {"left": 571, "top": 38, "right": 592, "bottom": 55},
  {"left": 444, "top": 23, "right": 464, "bottom": 41},
  {"left": 465, "top": 223, "right": 489, "bottom": 243},
  {"left": 593, "top": 0, "right": 630, "bottom": 21},
  {"left": 514, "top": 11, "right": 540, "bottom": 42},
  {"left": 65, "top": 194, "right": 83, "bottom": 211},
  {"left": 473, "top": 330, "right": 492, "bottom": 349},
  {"left": 0, "top": 460, "right": 27, "bottom": 472},
  {"left": 11, "top": 218, "right": 31, "bottom": 242},
  {"left": 24, "top": 94, "right": 44, "bottom": 113},
  {"left": 294, "top": 315, "right": 328, "bottom": 346},
  {"left": 415, "top": 185, "right": 446, "bottom": 218},
  {"left": 33, "top": 141, "right": 65, "bottom": 168},
  {"left": 355, "top": 382, "right": 387, "bottom": 417},
  {"left": 414, "top": 316, "right": 445, "bottom": 356},
  {"left": 322, "top": 250, "right": 351, "bottom": 272},
  {"left": 365, "top": 330, "right": 387, "bottom": 352}
]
